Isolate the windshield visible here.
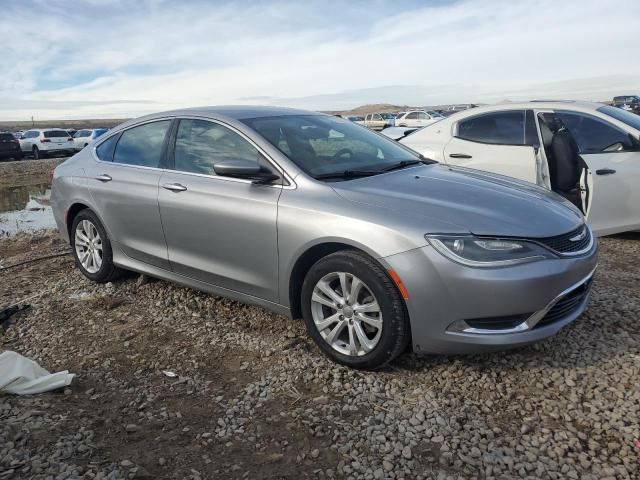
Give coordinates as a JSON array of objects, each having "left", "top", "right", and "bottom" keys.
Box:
[
  {"left": 598, "top": 105, "right": 640, "bottom": 131},
  {"left": 427, "top": 110, "right": 444, "bottom": 118},
  {"left": 242, "top": 115, "right": 422, "bottom": 179}
]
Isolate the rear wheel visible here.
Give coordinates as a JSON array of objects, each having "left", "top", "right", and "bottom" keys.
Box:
[
  {"left": 71, "top": 209, "right": 124, "bottom": 283},
  {"left": 301, "top": 250, "right": 410, "bottom": 369}
]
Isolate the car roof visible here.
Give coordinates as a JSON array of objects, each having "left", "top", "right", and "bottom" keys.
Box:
[
  {"left": 440, "top": 100, "right": 606, "bottom": 120},
  {"left": 110, "top": 105, "right": 324, "bottom": 132}
]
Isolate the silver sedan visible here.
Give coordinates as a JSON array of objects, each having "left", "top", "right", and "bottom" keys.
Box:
[{"left": 51, "top": 106, "right": 598, "bottom": 369}]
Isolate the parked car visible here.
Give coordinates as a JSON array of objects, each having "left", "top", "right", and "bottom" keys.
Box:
[
  {"left": 613, "top": 95, "right": 640, "bottom": 115},
  {"left": 363, "top": 112, "right": 395, "bottom": 130},
  {"left": 395, "top": 110, "right": 444, "bottom": 128},
  {"left": 72, "top": 128, "right": 108, "bottom": 151},
  {"left": 19, "top": 129, "right": 75, "bottom": 159},
  {"left": 400, "top": 101, "right": 640, "bottom": 236},
  {"left": 0, "top": 132, "right": 23, "bottom": 161},
  {"left": 442, "top": 104, "right": 478, "bottom": 116},
  {"left": 51, "top": 106, "right": 597, "bottom": 369}
]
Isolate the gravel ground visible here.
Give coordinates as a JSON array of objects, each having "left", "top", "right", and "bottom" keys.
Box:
[{"left": 1, "top": 230, "right": 639, "bottom": 480}]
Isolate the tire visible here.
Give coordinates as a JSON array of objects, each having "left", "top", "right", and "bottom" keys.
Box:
[
  {"left": 301, "top": 250, "right": 410, "bottom": 369},
  {"left": 32, "top": 146, "right": 42, "bottom": 159},
  {"left": 71, "top": 209, "right": 124, "bottom": 283}
]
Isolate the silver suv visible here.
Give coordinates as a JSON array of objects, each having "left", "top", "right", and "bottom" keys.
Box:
[{"left": 51, "top": 107, "right": 597, "bottom": 369}]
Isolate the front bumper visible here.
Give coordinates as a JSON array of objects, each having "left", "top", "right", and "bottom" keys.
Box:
[{"left": 382, "top": 241, "right": 598, "bottom": 354}]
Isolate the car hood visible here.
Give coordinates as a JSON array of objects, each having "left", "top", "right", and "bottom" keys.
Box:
[{"left": 331, "top": 164, "right": 584, "bottom": 238}]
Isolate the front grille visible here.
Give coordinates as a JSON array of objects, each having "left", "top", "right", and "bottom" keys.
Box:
[
  {"left": 536, "top": 278, "right": 592, "bottom": 328},
  {"left": 536, "top": 225, "right": 591, "bottom": 254}
]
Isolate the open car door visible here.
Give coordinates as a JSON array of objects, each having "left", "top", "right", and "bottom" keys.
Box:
[{"left": 554, "top": 111, "right": 640, "bottom": 236}]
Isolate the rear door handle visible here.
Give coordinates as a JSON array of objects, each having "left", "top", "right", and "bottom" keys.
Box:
[
  {"left": 95, "top": 174, "right": 112, "bottom": 182},
  {"left": 596, "top": 168, "right": 616, "bottom": 175},
  {"left": 449, "top": 153, "right": 472, "bottom": 159},
  {"left": 162, "top": 183, "right": 187, "bottom": 192}
]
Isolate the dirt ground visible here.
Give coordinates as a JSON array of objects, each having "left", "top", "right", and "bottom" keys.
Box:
[{"left": 1, "top": 230, "right": 639, "bottom": 480}]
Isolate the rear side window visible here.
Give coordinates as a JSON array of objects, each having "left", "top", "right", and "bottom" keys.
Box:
[
  {"left": 96, "top": 135, "right": 119, "bottom": 161},
  {"left": 173, "top": 119, "right": 263, "bottom": 175},
  {"left": 113, "top": 121, "right": 171, "bottom": 167},
  {"left": 44, "top": 131, "right": 69, "bottom": 138},
  {"left": 457, "top": 111, "right": 526, "bottom": 145},
  {"left": 556, "top": 111, "right": 639, "bottom": 153}
]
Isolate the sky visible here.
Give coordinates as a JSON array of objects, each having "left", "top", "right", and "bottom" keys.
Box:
[{"left": 1, "top": 0, "right": 639, "bottom": 120}]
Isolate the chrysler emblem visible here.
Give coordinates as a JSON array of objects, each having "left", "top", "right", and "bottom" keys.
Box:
[{"left": 570, "top": 228, "right": 587, "bottom": 242}]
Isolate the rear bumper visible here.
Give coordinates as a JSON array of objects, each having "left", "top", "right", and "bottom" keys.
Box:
[{"left": 382, "top": 241, "right": 598, "bottom": 354}]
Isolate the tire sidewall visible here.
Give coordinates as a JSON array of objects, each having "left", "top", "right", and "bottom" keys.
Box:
[
  {"left": 301, "top": 253, "right": 406, "bottom": 369},
  {"left": 71, "top": 210, "right": 116, "bottom": 283}
]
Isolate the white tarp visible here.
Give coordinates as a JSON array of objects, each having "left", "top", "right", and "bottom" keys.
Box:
[{"left": 0, "top": 351, "right": 75, "bottom": 395}]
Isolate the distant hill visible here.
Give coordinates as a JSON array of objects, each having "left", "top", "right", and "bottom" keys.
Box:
[
  {"left": 0, "top": 118, "right": 128, "bottom": 131},
  {"left": 339, "top": 103, "right": 416, "bottom": 115}
]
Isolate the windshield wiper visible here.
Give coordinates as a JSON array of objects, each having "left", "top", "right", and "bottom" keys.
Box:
[
  {"left": 380, "top": 159, "right": 425, "bottom": 172},
  {"left": 314, "top": 170, "right": 381, "bottom": 180}
]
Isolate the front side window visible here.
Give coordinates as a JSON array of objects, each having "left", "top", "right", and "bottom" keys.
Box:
[
  {"left": 556, "top": 111, "right": 639, "bottom": 153},
  {"left": 597, "top": 105, "right": 640, "bottom": 131},
  {"left": 173, "top": 119, "right": 263, "bottom": 175},
  {"left": 113, "top": 120, "right": 171, "bottom": 167},
  {"left": 242, "top": 114, "right": 421, "bottom": 179},
  {"left": 457, "top": 111, "right": 526, "bottom": 145}
]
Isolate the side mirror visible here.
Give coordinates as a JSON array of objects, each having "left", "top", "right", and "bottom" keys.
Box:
[{"left": 213, "top": 159, "right": 279, "bottom": 184}]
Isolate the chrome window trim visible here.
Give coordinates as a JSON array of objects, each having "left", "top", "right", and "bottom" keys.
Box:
[{"left": 91, "top": 115, "right": 297, "bottom": 190}]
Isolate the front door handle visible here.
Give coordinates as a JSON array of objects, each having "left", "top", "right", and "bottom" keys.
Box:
[
  {"left": 95, "top": 174, "right": 112, "bottom": 182},
  {"left": 449, "top": 153, "right": 472, "bottom": 159},
  {"left": 162, "top": 183, "right": 187, "bottom": 192},
  {"left": 596, "top": 168, "right": 616, "bottom": 175}
]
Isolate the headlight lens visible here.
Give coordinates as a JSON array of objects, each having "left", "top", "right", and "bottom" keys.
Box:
[{"left": 426, "top": 235, "right": 555, "bottom": 267}]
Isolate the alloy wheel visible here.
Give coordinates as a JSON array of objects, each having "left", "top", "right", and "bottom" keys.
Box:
[
  {"left": 310, "top": 272, "right": 383, "bottom": 356},
  {"left": 74, "top": 219, "right": 103, "bottom": 274}
]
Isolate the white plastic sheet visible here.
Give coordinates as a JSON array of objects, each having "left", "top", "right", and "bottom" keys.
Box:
[{"left": 0, "top": 351, "right": 75, "bottom": 395}]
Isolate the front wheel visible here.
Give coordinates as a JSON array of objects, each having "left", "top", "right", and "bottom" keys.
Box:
[
  {"left": 301, "top": 250, "right": 410, "bottom": 369},
  {"left": 71, "top": 209, "right": 124, "bottom": 283},
  {"left": 32, "top": 146, "right": 42, "bottom": 159}
]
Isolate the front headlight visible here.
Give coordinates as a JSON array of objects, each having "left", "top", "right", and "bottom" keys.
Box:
[{"left": 426, "top": 235, "right": 556, "bottom": 267}]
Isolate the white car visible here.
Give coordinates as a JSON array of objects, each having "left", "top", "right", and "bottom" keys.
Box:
[
  {"left": 72, "top": 128, "right": 108, "bottom": 151},
  {"left": 363, "top": 113, "right": 395, "bottom": 130},
  {"left": 400, "top": 101, "right": 640, "bottom": 236},
  {"left": 395, "top": 110, "right": 444, "bottom": 128},
  {"left": 19, "top": 129, "right": 75, "bottom": 159}
]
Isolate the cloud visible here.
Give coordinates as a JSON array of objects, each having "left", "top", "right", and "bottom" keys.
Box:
[{"left": 0, "top": 0, "right": 638, "bottom": 119}]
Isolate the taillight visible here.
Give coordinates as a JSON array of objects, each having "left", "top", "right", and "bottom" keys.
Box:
[
  {"left": 40, "top": 139, "right": 51, "bottom": 143},
  {"left": 11, "top": 139, "right": 19, "bottom": 145}
]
